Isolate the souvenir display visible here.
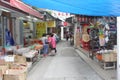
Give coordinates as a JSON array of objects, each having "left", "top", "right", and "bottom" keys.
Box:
[{"left": 80, "top": 16, "right": 117, "bottom": 69}]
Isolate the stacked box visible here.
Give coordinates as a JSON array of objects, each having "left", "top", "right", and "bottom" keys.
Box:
[
  {"left": 102, "top": 52, "right": 117, "bottom": 62},
  {"left": 3, "top": 69, "right": 26, "bottom": 80}
]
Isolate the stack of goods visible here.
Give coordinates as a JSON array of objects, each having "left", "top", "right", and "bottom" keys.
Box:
[
  {"left": 15, "top": 48, "right": 30, "bottom": 55},
  {"left": 89, "top": 28, "right": 99, "bottom": 52},
  {"left": 15, "top": 47, "right": 39, "bottom": 67},
  {"left": 0, "top": 54, "right": 28, "bottom": 80},
  {"left": 34, "top": 44, "right": 43, "bottom": 50},
  {"left": 0, "top": 59, "right": 8, "bottom": 80},
  {"left": 3, "top": 69, "right": 26, "bottom": 80}
]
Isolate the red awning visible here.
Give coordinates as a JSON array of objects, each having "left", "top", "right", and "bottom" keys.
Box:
[{"left": 10, "top": 0, "right": 43, "bottom": 19}]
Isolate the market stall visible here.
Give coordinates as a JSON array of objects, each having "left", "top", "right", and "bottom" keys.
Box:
[
  {"left": 0, "top": 43, "right": 43, "bottom": 80},
  {"left": 78, "top": 16, "right": 117, "bottom": 69}
]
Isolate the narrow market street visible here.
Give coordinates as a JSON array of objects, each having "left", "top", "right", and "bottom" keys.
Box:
[{"left": 27, "top": 41, "right": 103, "bottom": 80}]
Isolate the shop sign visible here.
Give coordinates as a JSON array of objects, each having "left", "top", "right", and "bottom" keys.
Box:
[
  {"left": 47, "top": 20, "right": 56, "bottom": 28},
  {"left": 63, "top": 22, "right": 68, "bottom": 26},
  {"left": 36, "top": 22, "right": 46, "bottom": 38},
  {"left": 78, "top": 15, "right": 98, "bottom": 23}
]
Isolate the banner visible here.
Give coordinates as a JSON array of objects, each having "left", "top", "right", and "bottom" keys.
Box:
[
  {"left": 47, "top": 20, "right": 56, "bottom": 28},
  {"left": 36, "top": 22, "right": 46, "bottom": 38}
]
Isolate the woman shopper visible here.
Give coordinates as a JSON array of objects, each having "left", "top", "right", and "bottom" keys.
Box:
[
  {"left": 41, "top": 33, "right": 49, "bottom": 57},
  {"left": 47, "top": 33, "right": 52, "bottom": 53},
  {"left": 51, "top": 33, "right": 57, "bottom": 54}
]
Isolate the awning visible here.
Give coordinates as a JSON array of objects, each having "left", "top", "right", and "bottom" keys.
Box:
[
  {"left": 10, "top": 0, "right": 43, "bottom": 19},
  {"left": 22, "top": 0, "right": 120, "bottom": 16}
]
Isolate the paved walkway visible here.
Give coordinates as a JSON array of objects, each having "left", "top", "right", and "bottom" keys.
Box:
[{"left": 27, "top": 41, "right": 103, "bottom": 80}]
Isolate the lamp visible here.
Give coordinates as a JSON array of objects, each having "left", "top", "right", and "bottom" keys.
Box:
[{"left": 0, "top": 8, "right": 10, "bottom": 12}]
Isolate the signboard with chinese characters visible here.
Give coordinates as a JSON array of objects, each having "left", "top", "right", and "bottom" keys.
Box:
[
  {"left": 36, "top": 22, "right": 46, "bottom": 38},
  {"left": 47, "top": 20, "right": 56, "bottom": 28}
]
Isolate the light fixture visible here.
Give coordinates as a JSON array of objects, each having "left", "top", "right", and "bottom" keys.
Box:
[
  {"left": 0, "top": 8, "right": 10, "bottom": 12},
  {"left": 26, "top": 16, "right": 31, "bottom": 19},
  {"left": 33, "top": 18, "right": 38, "bottom": 21},
  {"left": 18, "top": 17, "right": 25, "bottom": 20}
]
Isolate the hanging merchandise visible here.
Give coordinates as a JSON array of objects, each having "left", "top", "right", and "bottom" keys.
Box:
[
  {"left": 89, "top": 28, "right": 99, "bottom": 39},
  {"left": 105, "top": 36, "right": 109, "bottom": 43},
  {"left": 105, "top": 24, "right": 110, "bottom": 30},
  {"left": 99, "top": 29, "right": 104, "bottom": 35},
  {"left": 99, "top": 34, "right": 105, "bottom": 46},
  {"left": 82, "top": 34, "right": 90, "bottom": 42},
  {"left": 105, "top": 28, "right": 109, "bottom": 43},
  {"left": 90, "top": 26, "right": 94, "bottom": 28}
]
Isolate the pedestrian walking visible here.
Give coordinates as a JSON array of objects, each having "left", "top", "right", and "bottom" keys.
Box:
[
  {"left": 66, "top": 31, "right": 69, "bottom": 41},
  {"left": 50, "top": 33, "right": 57, "bottom": 54}
]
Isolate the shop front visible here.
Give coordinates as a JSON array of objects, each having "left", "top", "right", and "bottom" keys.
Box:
[
  {"left": 0, "top": 1, "right": 44, "bottom": 80},
  {"left": 0, "top": 9, "right": 16, "bottom": 49},
  {"left": 77, "top": 15, "right": 117, "bottom": 69},
  {"left": 0, "top": 0, "right": 43, "bottom": 48}
]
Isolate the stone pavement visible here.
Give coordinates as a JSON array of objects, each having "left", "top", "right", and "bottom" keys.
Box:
[{"left": 27, "top": 41, "right": 105, "bottom": 80}]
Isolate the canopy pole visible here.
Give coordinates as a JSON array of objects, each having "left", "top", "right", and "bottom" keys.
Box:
[
  {"left": 117, "top": 17, "right": 120, "bottom": 80},
  {"left": 61, "top": 26, "right": 64, "bottom": 40},
  {"left": 73, "top": 16, "right": 77, "bottom": 48}
]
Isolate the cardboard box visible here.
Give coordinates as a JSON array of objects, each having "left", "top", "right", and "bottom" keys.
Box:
[
  {"left": 0, "top": 59, "right": 5, "bottom": 65},
  {"left": 102, "top": 53, "right": 110, "bottom": 62},
  {"left": 0, "top": 65, "right": 9, "bottom": 74},
  {"left": 14, "top": 55, "right": 26, "bottom": 64},
  {"left": 110, "top": 52, "right": 117, "bottom": 62},
  {"left": 4, "top": 55, "right": 15, "bottom": 62},
  {"left": 0, "top": 70, "right": 2, "bottom": 79},
  {"left": 0, "top": 65, "right": 9, "bottom": 79},
  {"left": 9, "top": 63, "right": 27, "bottom": 72},
  {"left": 3, "top": 69, "right": 26, "bottom": 80},
  {"left": 102, "top": 52, "right": 117, "bottom": 62},
  {"left": 34, "top": 45, "right": 43, "bottom": 50}
]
